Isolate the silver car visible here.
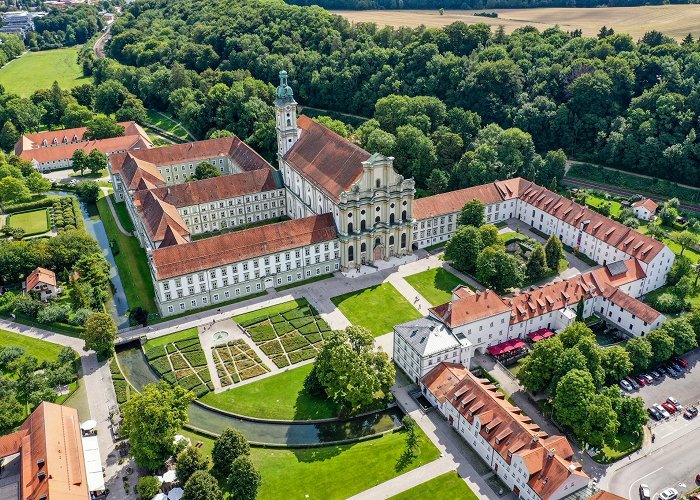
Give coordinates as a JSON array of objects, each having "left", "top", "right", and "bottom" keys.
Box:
[{"left": 659, "top": 487, "right": 678, "bottom": 500}]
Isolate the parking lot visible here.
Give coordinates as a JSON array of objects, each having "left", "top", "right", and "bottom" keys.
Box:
[{"left": 630, "top": 349, "right": 700, "bottom": 415}]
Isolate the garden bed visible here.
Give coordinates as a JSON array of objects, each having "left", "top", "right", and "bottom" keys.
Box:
[{"left": 212, "top": 339, "right": 270, "bottom": 387}]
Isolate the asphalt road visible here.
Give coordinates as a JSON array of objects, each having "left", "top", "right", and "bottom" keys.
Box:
[{"left": 604, "top": 413, "right": 700, "bottom": 499}]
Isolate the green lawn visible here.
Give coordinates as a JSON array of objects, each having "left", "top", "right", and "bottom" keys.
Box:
[
  {"left": 594, "top": 432, "right": 642, "bottom": 463},
  {"left": 200, "top": 363, "right": 338, "bottom": 420},
  {"left": 389, "top": 471, "right": 478, "bottom": 500},
  {"left": 403, "top": 268, "right": 467, "bottom": 306},
  {"left": 7, "top": 209, "right": 50, "bottom": 235},
  {"left": 0, "top": 47, "right": 90, "bottom": 97},
  {"left": 179, "top": 426, "right": 440, "bottom": 499},
  {"left": 585, "top": 195, "right": 623, "bottom": 217},
  {"left": 96, "top": 196, "right": 157, "bottom": 314},
  {"left": 233, "top": 298, "right": 308, "bottom": 325},
  {"left": 143, "top": 327, "right": 199, "bottom": 349},
  {"left": 110, "top": 199, "right": 135, "bottom": 233},
  {"left": 145, "top": 109, "right": 192, "bottom": 140},
  {"left": 0, "top": 329, "right": 65, "bottom": 364},
  {"left": 331, "top": 283, "right": 422, "bottom": 337}
]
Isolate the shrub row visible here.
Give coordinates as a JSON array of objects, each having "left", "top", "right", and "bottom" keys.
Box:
[
  {"left": 150, "top": 356, "right": 171, "bottom": 375},
  {"left": 299, "top": 323, "right": 319, "bottom": 335},
  {"left": 183, "top": 349, "right": 207, "bottom": 367},
  {"left": 170, "top": 353, "right": 189, "bottom": 371},
  {"left": 271, "top": 356, "right": 290, "bottom": 368},
  {"left": 281, "top": 333, "right": 310, "bottom": 352},
  {"left": 289, "top": 348, "right": 317, "bottom": 364},
  {"left": 260, "top": 340, "right": 283, "bottom": 356},
  {"left": 145, "top": 345, "right": 166, "bottom": 361}
]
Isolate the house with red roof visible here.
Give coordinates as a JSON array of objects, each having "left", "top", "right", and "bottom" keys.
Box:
[
  {"left": 631, "top": 198, "right": 658, "bottom": 221},
  {"left": 24, "top": 267, "right": 60, "bottom": 301},
  {"left": 421, "top": 364, "right": 590, "bottom": 500}
]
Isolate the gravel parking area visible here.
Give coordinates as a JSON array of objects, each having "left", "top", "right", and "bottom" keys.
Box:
[{"left": 632, "top": 348, "right": 700, "bottom": 410}]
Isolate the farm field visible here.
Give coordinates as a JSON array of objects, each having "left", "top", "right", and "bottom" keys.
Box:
[
  {"left": 0, "top": 47, "right": 90, "bottom": 97},
  {"left": 332, "top": 5, "right": 700, "bottom": 40}
]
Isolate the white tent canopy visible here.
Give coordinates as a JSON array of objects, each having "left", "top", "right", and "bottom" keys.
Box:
[
  {"left": 80, "top": 420, "right": 97, "bottom": 432},
  {"left": 162, "top": 469, "right": 177, "bottom": 483},
  {"left": 168, "top": 487, "right": 184, "bottom": 500},
  {"left": 81, "top": 436, "right": 105, "bottom": 493},
  {"left": 151, "top": 493, "right": 167, "bottom": 500}
]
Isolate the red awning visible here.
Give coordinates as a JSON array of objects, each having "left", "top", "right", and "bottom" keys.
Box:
[
  {"left": 527, "top": 328, "right": 555, "bottom": 343},
  {"left": 487, "top": 338, "right": 526, "bottom": 356}
]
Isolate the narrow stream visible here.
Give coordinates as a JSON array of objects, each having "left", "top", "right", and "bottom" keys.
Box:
[
  {"left": 48, "top": 191, "right": 130, "bottom": 328},
  {"left": 115, "top": 343, "right": 403, "bottom": 446}
]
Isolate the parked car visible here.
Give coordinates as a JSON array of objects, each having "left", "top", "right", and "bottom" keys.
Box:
[
  {"left": 650, "top": 370, "right": 662, "bottom": 380},
  {"left": 661, "top": 402, "right": 677, "bottom": 415},
  {"left": 667, "top": 396, "right": 682, "bottom": 411},
  {"left": 671, "top": 362, "right": 685, "bottom": 373},
  {"left": 620, "top": 379, "right": 633, "bottom": 391},
  {"left": 666, "top": 366, "right": 680, "bottom": 378},
  {"left": 643, "top": 374, "right": 654, "bottom": 384},
  {"left": 673, "top": 356, "right": 688, "bottom": 368},
  {"left": 684, "top": 406, "right": 698, "bottom": 419},
  {"left": 696, "top": 473, "right": 700, "bottom": 483},
  {"left": 659, "top": 487, "right": 678, "bottom": 500},
  {"left": 626, "top": 376, "right": 640, "bottom": 389},
  {"left": 639, "top": 484, "right": 651, "bottom": 500},
  {"left": 634, "top": 375, "right": 648, "bottom": 386},
  {"left": 654, "top": 403, "right": 670, "bottom": 418},
  {"left": 658, "top": 366, "right": 670, "bottom": 375},
  {"left": 647, "top": 407, "right": 662, "bottom": 421}
]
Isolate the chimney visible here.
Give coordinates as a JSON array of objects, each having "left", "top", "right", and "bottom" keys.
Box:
[{"left": 547, "top": 448, "right": 556, "bottom": 459}]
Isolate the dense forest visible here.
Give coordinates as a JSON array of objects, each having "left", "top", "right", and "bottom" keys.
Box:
[
  {"left": 93, "top": 0, "right": 700, "bottom": 189},
  {"left": 286, "top": 0, "right": 691, "bottom": 9},
  {"left": 29, "top": 5, "right": 104, "bottom": 50}
]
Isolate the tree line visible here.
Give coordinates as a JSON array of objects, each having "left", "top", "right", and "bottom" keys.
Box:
[
  {"left": 286, "top": 0, "right": 687, "bottom": 9},
  {"left": 100, "top": 0, "right": 700, "bottom": 188},
  {"left": 28, "top": 5, "right": 103, "bottom": 50}
]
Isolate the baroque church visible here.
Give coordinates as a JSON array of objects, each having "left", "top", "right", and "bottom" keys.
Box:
[{"left": 274, "top": 70, "right": 417, "bottom": 268}]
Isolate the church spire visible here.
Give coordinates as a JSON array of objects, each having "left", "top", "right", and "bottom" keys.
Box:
[
  {"left": 275, "top": 70, "right": 299, "bottom": 158},
  {"left": 275, "top": 70, "right": 296, "bottom": 107}
]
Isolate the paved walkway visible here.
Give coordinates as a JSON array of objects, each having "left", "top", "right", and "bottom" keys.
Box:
[
  {"left": 104, "top": 193, "right": 133, "bottom": 236},
  {"left": 0, "top": 319, "right": 134, "bottom": 500}
]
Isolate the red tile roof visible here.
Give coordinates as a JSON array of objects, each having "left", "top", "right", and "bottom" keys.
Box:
[
  {"left": 632, "top": 198, "right": 658, "bottom": 212},
  {"left": 603, "top": 287, "right": 661, "bottom": 324},
  {"left": 151, "top": 214, "right": 337, "bottom": 279},
  {"left": 284, "top": 115, "right": 371, "bottom": 200},
  {"left": 115, "top": 155, "right": 165, "bottom": 190},
  {"left": 137, "top": 191, "right": 190, "bottom": 244},
  {"left": 413, "top": 184, "right": 505, "bottom": 219},
  {"left": 25, "top": 267, "right": 57, "bottom": 291},
  {"left": 430, "top": 288, "right": 511, "bottom": 328},
  {"left": 14, "top": 121, "right": 148, "bottom": 155},
  {"left": 18, "top": 134, "right": 151, "bottom": 164},
  {"left": 109, "top": 136, "right": 270, "bottom": 173},
  {"left": 134, "top": 168, "right": 281, "bottom": 208},
  {"left": 588, "top": 491, "right": 626, "bottom": 500},
  {"left": 422, "top": 364, "right": 587, "bottom": 499},
  {"left": 419, "top": 362, "right": 470, "bottom": 404},
  {"left": 0, "top": 402, "right": 90, "bottom": 499}
]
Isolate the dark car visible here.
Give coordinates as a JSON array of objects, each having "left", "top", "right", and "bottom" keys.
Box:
[
  {"left": 666, "top": 366, "right": 680, "bottom": 378},
  {"left": 648, "top": 407, "right": 662, "bottom": 421},
  {"left": 658, "top": 366, "right": 670, "bottom": 375},
  {"left": 626, "top": 376, "right": 640, "bottom": 389},
  {"left": 673, "top": 356, "right": 689, "bottom": 368},
  {"left": 671, "top": 362, "right": 685, "bottom": 373},
  {"left": 685, "top": 406, "right": 698, "bottom": 419},
  {"left": 650, "top": 370, "right": 662, "bottom": 380}
]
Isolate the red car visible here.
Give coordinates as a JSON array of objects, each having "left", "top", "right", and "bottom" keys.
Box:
[
  {"left": 635, "top": 375, "right": 648, "bottom": 386},
  {"left": 673, "top": 356, "right": 689, "bottom": 368},
  {"left": 662, "top": 402, "right": 677, "bottom": 414}
]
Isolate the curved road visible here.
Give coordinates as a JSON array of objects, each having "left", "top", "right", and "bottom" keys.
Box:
[
  {"left": 94, "top": 26, "right": 111, "bottom": 59},
  {"left": 563, "top": 176, "right": 700, "bottom": 214}
]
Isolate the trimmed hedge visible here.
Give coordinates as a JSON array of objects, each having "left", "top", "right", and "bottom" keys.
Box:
[
  {"left": 145, "top": 345, "right": 167, "bottom": 360},
  {"left": 113, "top": 380, "right": 128, "bottom": 404},
  {"left": 304, "top": 333, "right": 322, "bottom": 343},
  {"left": 281, "top": 333, "right": 310, "bottom": 352},
  {"left": 248, "top": 322, "right": 276, "bottom": 342},
  {"left": 170, "top": 353, "right": 189, "bottom": 371},
  {"left": 150, "top": 356, "right": 172, "bottom": 375},
  {"left": 239, "top": 315, "right": 266, "bottom": 328},
  {"left": 288, "top": 348, "right": 317, "bottom": 364},
  {"left": 175, "top": 368, "right": 194, "bottom": 380},
  {"left": 198, "top": 367, "right": 211, "bottom": 382},
  {"left": 162, "top": 371, "right": 177, "bottom": 385},
  {"left": 290, "top": 317, "right": 314, "bottom": 329},
  {"left": 192, "top": 384, "right": 210, "bottom": 398},
  {"left": 271, "top": 356, "right": 290, "bottom": 368},
  {"left": 175, "top": 338, "right": 200, "bottom": 350},
  {"left": 260, "top": 340, "right": 283, "bottom": 356},
  {"left": 273, "top": 321, "right": 294, "bottom": 335},
  {"left": 317, "top": 319, "right": 331, "bottom": 332},
  {"left": 298, "top": 323, "right": 319, "bottom": 335},
  {"left": 270, "top": 315, "right": 286, "bottom": 323},
  {"left": 283, "top": 309, "right": 305, "bottom": 321},
  {"left": 178, "top": 372, "right": 202, "bottom": 391},
  {"left": 166, "top": 344, "right": 178, "bottom": 354},
  {"left": 183, "top": 349, "right": 207, "bottom": 367},
  {"left": 239, "top": 365, "right": 267, "bottom": 380},
  {"left": 4, "top": 196, "right": 59, "bottom": 214}
]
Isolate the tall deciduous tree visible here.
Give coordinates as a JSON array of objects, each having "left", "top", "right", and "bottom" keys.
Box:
[
  {"left": 81, "top": 312, "right": 116, "bottom": 356},
  {"left": 176, "top": 446, "right": 209, "bottom": 486},
  {"left": 600, "top": 345, "right": 633, "bottom": 385},
  {"left": 0, "top": 121, "right": 19, "bottom": 151},
  {"left": 71, "top": 149, "right": 88, "bottom": 175},
  {"left": 86, "top": 148, "right": 107, "bottom": 175},
  {"left": 554, "top": 369, "right": 595, "bottom": 431},
  {"left": 84, "top": 114, "right": 125, "bottom": 140},
  {"left": 426, "top": 169, "right": 449, "bottom": 195},
  {"left": 457, "top": 199, "right": 485, "bottom": 227},
  {"left": 227, "top": 455, "right": 262, "bottom": 500},
  {"left": 647, "top": 330, "right": 675, "bottom": 365},
  {"left": 182, "top": 470, "right": 221, "bottom": 500},
  {"left": 444, "top": 225, "right": 482, "bottom": 273},
  {"left": 0, "top": 177, "right": 31, "bottom": 212},
  {"left": 677, "top": 230, "right": 698, "bottom": 256},
  {"left": 558, "top": 322, "right": 595, "bottom": 349},
  {"left": 517, "top": 337, "right": 564, "bottom": 393},
  {"left": 544, "top": 235, "right": 564, "bottom": 272},
  {"left": 121, "top": 382, "right": 194, "bottom": 470},
  {"left": 212, "top": 427, "right": 250, "bottom": 479},
  {"left": 625, "top": 337, "right": 653, "bottom": 372},
  {"left": 475, "top": 246, "right": 524, "bottom": 292},
  {"left": 658, "top": 317, "right": 697, "bottom": 355},
  {"left": 193, "top": 162, "right": 221, "bottom": 180}
]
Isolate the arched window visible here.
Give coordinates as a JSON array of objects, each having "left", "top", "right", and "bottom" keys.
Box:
[
  {"left": 347, "top": 222, "right": 353, "bottom": 234},
  {"left": 389, "top": 235, "right": 395, "bottom": 246},
  {"left": 376, "top": 179, "right": 381, "bottom": 188},
  {"left": 401, "top": 210, "right": 407, "bottom": 221},
  {"left": 360, "top": 220, "right": 366, "bottom": 231},
  {"left": 390, "top": 213, "right": 395, "bottom": 225},
  {"left": 348, "top": 246, "right": 354, "bottom": 261},
  {"left": 286, "top": 119, "right": 291, "bottom": 126},
  {"left": 361, "top": 243, "right": 367, "bottom": 253},
  {"left": 401, "top": 233, "right": 406, "bottom": 248},
  {"left": 375, "top": 216, "right": 380, "bottom": 223},
  {"left": 375, "top": 237, "right": 381, "bottom": 248}
]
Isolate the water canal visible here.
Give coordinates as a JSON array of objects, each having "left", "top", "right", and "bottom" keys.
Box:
[{"left": 115, "top": 342, "right": 403, "bottom": 446}]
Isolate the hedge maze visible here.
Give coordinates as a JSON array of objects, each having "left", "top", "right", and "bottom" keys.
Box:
[
  {"left": 144, "top": 330, "right": 214, "bottom": 398},
  {"left": 236, "top": 300, "right": 332, "bottom": 369}
]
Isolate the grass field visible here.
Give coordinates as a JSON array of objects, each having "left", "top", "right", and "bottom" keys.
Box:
[
  {"left": 403, "top": 268, "right": 467, "bottom": 306},
  {"left": 0, "top": 329, "right": 65, "bottom": 364},
  {"left": 110, "top": 199, "right": 135, "bottom": 233},
  {"left": 586, "top": 195, "right": 623, "bottom": 217},
  {"left": 0, "top": 47, "right": 90, "bottom": 97},
  {"left": 145, "top": 109, "right": 192, "bottom": 140},
  {"left": 233, "top": 298, "right": 307, "bottom": 325},
  {"left": 200, "top": 363, "right": 338, "bottom": 420},
  {"left": 333, "top": 5, "right": 700, "bottom": 40},
  {"left": 179, "top": 426, "right": 439, "bottom": 499},
  {"left": 389, "top": 471, "right": 478, "bottom": 500},
  {"left": 96, "top": 196, "right": 157, "bottom": 314},
  {"left": 143, "top": 327, "right": 199, "bottom": 349},
  {"left": 331, "top": 283, "right": 422, "bottom": 337},
  {"left": 7, "top": 209, "right": 50, "bottom": 235}
]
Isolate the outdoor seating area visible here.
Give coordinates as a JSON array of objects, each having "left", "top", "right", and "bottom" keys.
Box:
[
  {"left": 527, "top": 328, "right": 555, "bottom": 343},
  {"left": 486, "top": 339, "right": 528, "bottom": 365}
]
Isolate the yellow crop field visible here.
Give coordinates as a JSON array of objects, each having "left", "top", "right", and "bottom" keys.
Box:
[{"left": 333, "top": 5, "right": 700, "bottom": 40}]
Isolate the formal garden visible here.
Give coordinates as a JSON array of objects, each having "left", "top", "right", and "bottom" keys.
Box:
[
  {"left": 5, "top": 208, "right": 50, "bottom": 236},
  {"left": 403, "top": 268, "right": 468, "bottom": 306},
  {"left": 331, "top": 283, "right": 422, "bottom": 337},
  {"left": 143, "top": 328, "right": 214, "bottom": 398},
  {"left": 213, "top": 339, "right": 270, "bottom": 387},
  {"left": 234, "top": 298, "right": 331, "bottom": 368}
]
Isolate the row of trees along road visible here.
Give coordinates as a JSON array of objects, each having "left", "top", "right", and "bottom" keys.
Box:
[{"left": 99, "top": 0, "right": 700, "bottom": 189}]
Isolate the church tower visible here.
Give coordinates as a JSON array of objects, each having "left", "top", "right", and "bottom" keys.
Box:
[{"left": 275, "top": 70, "right": 299, "bottom": 159}]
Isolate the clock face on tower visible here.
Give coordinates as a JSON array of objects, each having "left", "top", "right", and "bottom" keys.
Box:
[{"left": 286, "top": 106, "right": 291, "bottom": 111}]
